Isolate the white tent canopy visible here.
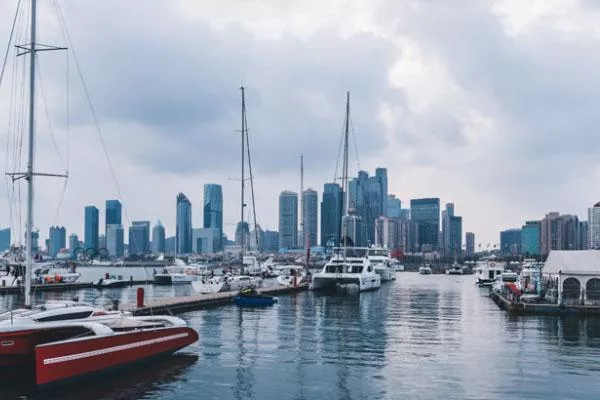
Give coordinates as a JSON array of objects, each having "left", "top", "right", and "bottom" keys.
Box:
[{"left": 544, "top": 250, "right": 600, "bottom": 275}]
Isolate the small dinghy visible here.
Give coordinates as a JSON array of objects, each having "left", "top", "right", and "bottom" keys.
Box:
[{"left": 233, "top": 288, "right": 277, "bottom": 307}]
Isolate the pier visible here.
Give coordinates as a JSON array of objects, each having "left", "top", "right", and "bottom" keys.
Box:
[
  {"left": 0, "top": 280, "right": 154, "bottom": 294},
  {"left": 489, "top": 291, "right": 600, "bottom": 316},
  {"left": 121, "top": 284, "right": 309, "bottom": 316}
]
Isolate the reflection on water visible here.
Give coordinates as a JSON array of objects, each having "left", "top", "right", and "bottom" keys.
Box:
[{"left": 2, "top": 274, "right": 600, "bottom": 399}]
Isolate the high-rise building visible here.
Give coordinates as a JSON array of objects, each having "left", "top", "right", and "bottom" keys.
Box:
[
  {"left": 165, "top": 236, "right": 176, "bottom": 254},
  {"left": 348, "top": 170, "right": 386, "bottom": 246},
  {"left": 263, "top": 230, "right": 279, "bottom": 252},
  {"left": 579, "top": 221, "right": 589, "bottom": 250},
  {"left": 521, "top": 221, "right": 541, "bottom": 256},
  {"left": 400, "top": 209, "right": 410, "bottom": 221},
  {"left": 152, "top": 221, "right": 165, "bottom": 253},
  {"left": 449, "top": 215, "right": 462, "bottom": 257},
  {"left": 465, "top": 232, "right": 475, "bottom": 255},
  {"left": 84, "top": 206, "right": 99, "bottom": 250},
  {"left": 320, "top": 183, "right": 342, "bottom": 247},
  {"left": 561, "top": 214, "right": 579, "bottom": 250},
  {"left": 105, "top": 200, "right": 122, "bottom": 234},
  {"left": 203, "top": 184, "right": 223, "bottom": 251},
  {"left": 130, "top": 221, "right": 150, "bottom": 254},
  {"left": 69, "top": 233, "right": 78, "bottom": 258},
  {"left": 500, "top": 229, "right": 522, "bottom": 256},
  {"left": 176, "top": 193, "right": 192, "bottom": 254},
  {"left": 48, "top": 226, "right": 66, "bottom": 257},
  {"left": 410, "top": 198, "right": 440, "bottom": 251},
  {"left": 0, "top": 228, "right": 10, "bottom": 252},
  {"left": 235, "top": 222, "right": 250, "bottom": 250},
  {"left": 302, "top": 189, "right": 318, "bottom": 248},
  {"left": 278, "top": 191, "right": 298, "bottom": 250},
  {"left": 541, "top": 212, "right": 581, "bottom": 255},
  {"left": 192, "top": 228, "right": 219, "bottom": 253},
  {"left": 441, "top": 203, "right": 454, "bottom": 254},
  {"left": 588, "top": 202, "right": 600, "bottom": 249},
  {"left": 106, "top": 224, "right": 124, "bottom": 257},
  {"left": 342, "top": 213, "right": 363, "bottom": 247},
  {"left": 387, "top": 195, "right": 401, "bottom": 218},
  {"left": 249, "top": 225, "right": 264, "bottom": 252},
  {"left": 376, "top": 168, "right": 388, "bottom": 216}
]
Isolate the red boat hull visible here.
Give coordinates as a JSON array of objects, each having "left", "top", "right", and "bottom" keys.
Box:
[{"left": 34, "top": 327, "right": 198, "bottom": 386}]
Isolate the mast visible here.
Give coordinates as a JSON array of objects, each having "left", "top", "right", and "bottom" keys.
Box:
[
  {"left": 240, "top": 86, "right": 246, "bottom": 271},
  {"left": 341, "top": 91, "right": 350, "bottom": 253},
  {"left": 300, "top": 155, "right": 304, "bottom": 249},
  {"left": 24, "top": 0, "right": 38, "bottom": 307}
]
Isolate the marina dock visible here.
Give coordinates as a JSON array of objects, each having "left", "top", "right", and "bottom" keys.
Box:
[
  {"left": 489, "top": 291, "right": 600, "bottom": 316},
  {"left": 121, "top": 284, "right": 309, "bottom": 316}
]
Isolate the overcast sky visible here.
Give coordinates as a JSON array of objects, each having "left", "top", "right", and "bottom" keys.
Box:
[{"left": 0, "top": 0, "right": 599, "bottom": 247}]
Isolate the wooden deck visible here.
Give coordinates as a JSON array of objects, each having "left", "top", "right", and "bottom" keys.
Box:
[{"left": 121, "top": 284, "right": 309, "bottom": 316}]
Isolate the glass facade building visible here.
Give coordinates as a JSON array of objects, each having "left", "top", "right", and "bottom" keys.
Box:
[
  {"left": 176, "top": 193, "right": 192, "bottom": 254},
  {"left": 106, "top": 224, "right": 124, "bottom": 257},
  {"left": 465, "top": 232, "right": 475, "bottom": 255},
  {"left": 410, "top": 198, "right": 440, "bottom": 251},
  {"left": 0, "top": 228, "right": 10, "bottom": 252},
  {"left": 84, "top": 206, "right": 99, "bottom": 250},
  {"left": 320, "top": 183, "right": 342, "bottom": 247},
  {"left": 348, "top": 169, "right": 387, "bottom": 246},
  {"left": 500, "top": 228, "right": 522, "bottom": 255},
  {"left": 278, "top": 191, "right": 298, "bottom": 250},
  {"left": 203, "top": 184, "right": 223, "bottom": 251},
  {"left": 387, "top": 195, "right": 401, "bottom": 218},
  {"left": 302, "top": 189, "right": 318, "bottom": 248},
  {"left": 152, "top": 221, "right": 166, "bottom": 253},
  {"left": 521, "top": 221, "right": 541, "bottom": 256},
  {"left": 105, "top": 200, "right": 122, "bottom": 231},
  {"left": 49, "top": 226, "right": 66, "bottom": 257}
]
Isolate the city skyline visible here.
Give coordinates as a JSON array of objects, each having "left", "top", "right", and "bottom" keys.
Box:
[{"left": 0, "top": 2, "right": 598, "bottom": 248}]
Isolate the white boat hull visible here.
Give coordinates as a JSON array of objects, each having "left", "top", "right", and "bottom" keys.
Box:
[
  {"left": 310, "top": 273, "right": 381, "bottom": 292},
  {"left": 192, "top": 280, "right": 226, "bottom": 294},
  {"left": 374, "top": 267, "right": 396, "bottom": 282}
]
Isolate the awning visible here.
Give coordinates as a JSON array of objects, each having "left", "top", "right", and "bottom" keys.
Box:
[{"left": 505, "top": 282, "right": 521, "bottom": 296}]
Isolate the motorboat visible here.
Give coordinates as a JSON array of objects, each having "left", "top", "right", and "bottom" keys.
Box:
[
  {"left": 418, "top": 265, "right": 433, "bottom": 275},
  {"left": 93, "top": 274, "right": 130, "bottom": 288},
  {"left": 474, "top": 260, "right": 505, "bottom": 286},
  {"left": 518, "top": 260, "right": 543, "bottom": 294},
  {"left": 191, "top": 274, "right": 262, "bottom": 294},
  {"left": 275, "top": 266, "right": 307, "bottom": 286},
  {"left": 492, "top": 271, "right": 519, "bottom": 292},
  {"left": 154, "top": 261, "right": 200, "bottom": 285},
  {"left": 242, "top": 256, "right": 262, "bottom": 276},
  {"left": 367, "top": 247, "right": 396, "bottom": 282},
  {"left": 446, "top": 262, "right": 464, "bottom": 275},
  {"left": 310, "top": 247, "right": 381, "bottom": 292},
  {"left": 32, "top": 262, "right": 81, "bottom": 284},
  {"left": 389, "top": 259, "right": 405, "bottom": 271},
  {"left": 232, "top": 288, "right": 277, "bottom": 307}
]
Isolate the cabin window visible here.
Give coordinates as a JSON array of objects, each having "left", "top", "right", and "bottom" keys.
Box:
[{"left": 36, "top": 310, "right": 94, "bottom": 322}]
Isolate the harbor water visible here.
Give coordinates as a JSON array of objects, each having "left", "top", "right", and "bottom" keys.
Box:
[{"left": 1, "top": 273, "right": 599, "bottom": 399}]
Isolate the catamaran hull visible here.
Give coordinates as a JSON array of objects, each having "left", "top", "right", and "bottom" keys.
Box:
[
  {"left": 374, "top": 268, "right": 396, "bottom": 282},
  {"left": 34, "top": 327, "right": 198, "bottom": 386},
  {"left": 310, "top": 274, "right": 381, "bottom": 292}
]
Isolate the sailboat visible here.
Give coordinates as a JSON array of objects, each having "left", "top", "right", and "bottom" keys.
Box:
[
  {"left": 0, "top": 1, "right": 198, "bottom": 385},
  {"left": 310, "top": 92, "right": 381, "bottom": 292},
  {"left": 192, "top": 87, "right": 261, "bottom": 294}
]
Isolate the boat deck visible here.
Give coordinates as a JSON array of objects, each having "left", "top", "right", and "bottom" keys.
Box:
[{"left": 120, "top": 284, "right": 309, "bottom": 316}]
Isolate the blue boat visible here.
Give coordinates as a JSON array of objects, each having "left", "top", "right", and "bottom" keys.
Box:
[{"left": 233, "top": 288, "right": 277, "bottom": 307}]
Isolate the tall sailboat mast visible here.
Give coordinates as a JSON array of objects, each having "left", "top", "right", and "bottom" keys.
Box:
[
  {"left": 24, "top": 0, "right": 38, "bottom": 307},
  {"left": 340, "top": 91, "right": 350, "bottom": 249},
  {"left": 240, "top": 86, "right": 246, "bottom": 264}
]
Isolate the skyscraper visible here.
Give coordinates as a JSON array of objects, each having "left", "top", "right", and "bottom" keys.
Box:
[
  {"left": 69, "top": 233, "right": 78, "bottom": 258},
  {"left": 235, "top": 222, "right": 250, "bottom": 250},
  {"left": 203, "top": 184, "right": 223, "bottom": 251},
  {"left": 106, "top": 224, "right": 124, "bottom": 257},
  {"left": 449, "top": 215, "right": 462, "bottom": 256},
  {"left": 0, "top": 228, "right": 10, "bottom": 252},
  {"left": 320, "top": 183, "right": 342, "bottom": 247},
  {"left": 105, "top": 200, "right": 122, "bottom": 234},
  {"left": 278, "top": 191, "right": 298, "bottom": 250},
  {"left": 84, "top": 206, "right": 99, "bottom": 250},
  {"left": 500, "top": 229, "right": 521, "bottom": 256},
  {"left": 410, "top": 198, "right": 440, "bottom": 251},
  {"left": 348, "top": 169, "right": 386, "bottom": 246},
  {"left": 131, "top": 221, "right": 150, "bottom": 254},
  {"left": 176, "top": 193, "right": 192, "bottom": 254},
  {"left": 263, "top": 230, "right": 279, "bottom": 252},
  {"left": 302, "top": 189, "right": 318, "bottom": 248},
  {"left": 152, "top": 221, "right": 166, "bottom": 253},
  {"left": 588, "top": 202, "right": 600, "bottom": 249},
  {"left": 48, "top": 226, "right": 66, "bottom": 257},
  {"left": 387, "top": 195, "right": 401, "bottom": 218},
  {"left": 465, "top": 232, "right": 475, "bottom": 255},
  {"left": 521, "top": 221, "right": 541, "bottom": 256},
  {"left": 579, "top": 221, "right": 589, "bottom": 250},
  {"left": 442, "top": 203, "right": 454, "bottom": 253}
]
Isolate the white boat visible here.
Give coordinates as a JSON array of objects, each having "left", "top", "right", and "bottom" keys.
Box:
[
  {"left": 93, "top": 274, "right": 130, "bottom": 288},
  {"left": 492, "top": 271, "right": 519, "bottom": 293},
  {"left": 32, "top": 262, "right": 81, "bottom": 284},
  {"left": 418, "top": 265, "right": 433, "bottom": 275},
  {"left": 310, "top": 247, "right": 381, "bottom": 292},
  {"left": 275, "top": 266, "right": 307, "bottom": 286},
  {"left": 474, "top": 260, "right": 505, "bottom": 286},
  {"left": 154, "top": 260, "right": 200, "bottom": 285},
  {"left": 367, "top": 247, "right": 397, "bottom": 282},
  {"left": 389, "top": 259, "right": 405, "bottom": 271},
  {"left": 242, "top": 256, "right": 263, "bottom": 276},
  {"left": 192, "top": 274, "right": 262, "bottom": 294},
  {"left": 446, "top": 263, "right": 464, "bottom": 275}
]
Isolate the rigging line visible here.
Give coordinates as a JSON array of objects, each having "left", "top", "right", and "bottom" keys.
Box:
[
  {"left": 349, "top": 114, "right": 361, "bottom": 171},
  {"left": 52, "top": 0, "right": 70, "bottom": 172},
  {"left": 333, "top": 115, "right": 345, "bottom": 184},
  {"left": 0, "top": 0, "right": 21, "bottom": 90},
  {"left": 36, "top": 58, "right": 68, "bottom": 172},
  {"left": 54, "top": 2, "right": 131, "bottom": 226},
  {"left": 244, "top": 113, "right": 259, "bottom": 252}
]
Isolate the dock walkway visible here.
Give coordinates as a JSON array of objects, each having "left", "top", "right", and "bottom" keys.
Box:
[
  {"left": 121, "top": 284, "right": 308, "bottom": 316},
  {"left": 490, "top": 291, "right": 600, "bottom": 316},
  {"left": 0, "top": 280, "right": 154, "bottom": 294}
]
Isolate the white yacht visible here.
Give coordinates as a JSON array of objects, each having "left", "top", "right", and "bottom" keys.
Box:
[
  {"left": 32, "top": 262, "right": 81, "bottom": 284},
  {"left": 241, "top": 255, "right": 263, "bottom": 276},
  {"left": 310, "top": 247, "right": 381, "bottom": 292},
  {"left": 275, "top": 266, "right": 307, "bottom": 286},
  {"left": 192, "top": 274, "right": 262, "bottom": 294},
  {"left": 367, "top": 247, "right": 396, "bottom": 282},
  {"left": 154, "top": 259, "right": 200, "bottom": 285},
  {"left": 390, "top": 259, "right": 405, "bottom": 271},
  {"left": 446, "top": 262, "right": 464, "bottom": 275},
  {"left": 418, "top": 264, "right": 433, "bottom": 275},
  {"left": 474, "top": 260, "right": 505, "bottom": 286},
  {"left": 492, "top": 271, "right": 518, "bottom": 293}
]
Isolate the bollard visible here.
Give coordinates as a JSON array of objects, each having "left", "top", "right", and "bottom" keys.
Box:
[
  {"left": 105, "top": 272, "right": 109, "bottom": 279},
  {"left": 137, "top": 287, "right": 145, "bottom": 308},
  {"left": 293, "top": 276, "right": 297, "bottom": 287},
  {"left": 130, "top": 276, "right": 133, "bottom": 286}
]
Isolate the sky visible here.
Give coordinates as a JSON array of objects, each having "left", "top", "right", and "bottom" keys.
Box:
[{"left": 0, "top": 0, "right": 599, "bottom": 247}]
